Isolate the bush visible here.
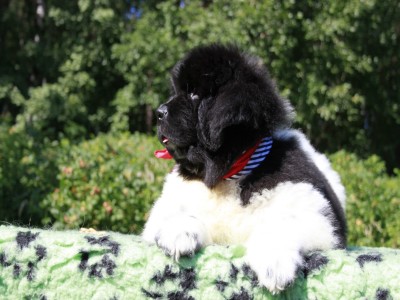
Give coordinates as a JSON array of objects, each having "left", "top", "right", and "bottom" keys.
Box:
[
  {"left": 0, "top": 130, "right": 172, "bottom": 234},
  {"left": 330, "top": 151, "right": 400, "bottom": 248},
  {"left": 0, "top": 125, "right": 58, "bottom": 224},
  {"left": 41, "top": 133, "right": 173, "bottom": 233}
]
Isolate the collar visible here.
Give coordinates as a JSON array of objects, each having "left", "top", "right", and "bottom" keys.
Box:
[
  {"left": 223, "top": 137, "right": 273, "bottom": 180},
  {"left": 154, "top": 137, "right": 273, "bottom": 180}
]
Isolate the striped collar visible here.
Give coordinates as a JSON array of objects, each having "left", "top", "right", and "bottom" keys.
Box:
[{"left": 223, "top": 137, "right": 273, "bottom": 181}]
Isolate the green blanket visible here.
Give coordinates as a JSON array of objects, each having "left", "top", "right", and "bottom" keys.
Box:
[{"left": 0, "top": 225, "right": 398, "bottom": 299}]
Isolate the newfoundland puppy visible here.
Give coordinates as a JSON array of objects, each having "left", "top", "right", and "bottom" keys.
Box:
[{"left": 142, "top": 44, "right": 346, "bottom": 293}]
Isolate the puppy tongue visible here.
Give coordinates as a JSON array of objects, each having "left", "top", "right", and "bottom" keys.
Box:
[{"left": 154, "top": 148, "right": 173, "bottom": 159}]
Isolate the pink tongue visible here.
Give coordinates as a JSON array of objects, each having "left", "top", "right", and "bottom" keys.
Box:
[{"left": 154, "top": 148, "right": 173, "bottom": 159}]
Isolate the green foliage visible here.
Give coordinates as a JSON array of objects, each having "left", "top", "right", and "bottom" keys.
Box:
[
  {"left": 0, "top": 125, "right": 59, "bottom": 224},
  {"left": 330, "top": 151, "right": 400, "bottom": 248},
  {"left": 41, "top": 133, "right": 173, "bottom": 233},
  {"left": 0, "top": 128, "right": 173, "bottom": 234},
  {"left": 1, "top": 0, "right": 129, "bottom": 139}
]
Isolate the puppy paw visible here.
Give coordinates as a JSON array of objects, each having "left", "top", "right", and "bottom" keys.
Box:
[
  {"left": 154, "top": 215, "right": 207, "bottom": 260},
  {"left": 245, "top": 244, "right": 303, "bottom": 294}
]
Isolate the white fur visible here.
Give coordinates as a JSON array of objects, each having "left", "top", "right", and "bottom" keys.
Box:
[
  {"left": 245, "top": 182, "right": 339, "bottom": 292},
  {"left": 152, "top": 214, "right": 209, "bottom": 260},
  {"left": 142, "top": 129, "right": 344, "bottom": 293}
]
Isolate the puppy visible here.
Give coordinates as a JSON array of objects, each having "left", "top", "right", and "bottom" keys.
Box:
[{"left": 142, "top": 44, "right": 346, "bottom": 293}]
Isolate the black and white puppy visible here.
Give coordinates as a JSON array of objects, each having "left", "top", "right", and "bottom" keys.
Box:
[{"left": 142, "top": 44, "right": 346, "bottom": 293}]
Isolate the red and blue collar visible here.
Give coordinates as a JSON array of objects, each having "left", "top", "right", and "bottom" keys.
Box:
[
  {"left": 154, "top": 137, "right": 273, "bottom": 180},
  {"left": 223, "top": 137, "right": 273, "bottom": 180}
]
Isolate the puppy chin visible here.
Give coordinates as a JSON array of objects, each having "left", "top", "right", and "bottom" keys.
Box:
[
  {"left": 169, "top": 142, "right": 241, "bottom": 188},
  {"left": 172, "top": 144, "right": 231, "bottom": 187},
  {"left": 184, "top": 148, "right": 232, "bottom": 188},
  {"left": 167, "top": 146, "right": 189, "bottom": 161},
  {"left": 176, "top": 146, "right": 207, "bottom": 181}
]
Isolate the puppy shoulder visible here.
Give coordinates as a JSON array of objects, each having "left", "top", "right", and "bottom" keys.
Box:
[
  {"left": 254, "top": 181, "right": 331, "bottom": 211},
  {"left": 249, "top": 182, "right": 340, "bottom": 250},
  {"left": 273, "top": 129, "right": 345, "bottom": 208}
]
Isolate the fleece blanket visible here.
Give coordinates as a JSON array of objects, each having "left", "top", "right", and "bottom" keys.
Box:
[{"left": 0, "top": 225, "right": 398, "bottom": 300}]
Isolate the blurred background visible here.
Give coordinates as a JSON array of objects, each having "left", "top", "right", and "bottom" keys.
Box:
[{"left": 0, "top": 0, "right": 399, "bottom": 247}]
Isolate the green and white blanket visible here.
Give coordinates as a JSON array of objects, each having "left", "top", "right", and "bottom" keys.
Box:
[{"left": 0, "top": 225, "right": 398, "bottom": 299}]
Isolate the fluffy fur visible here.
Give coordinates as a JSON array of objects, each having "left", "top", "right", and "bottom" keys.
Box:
[{"left": 142, "top": 44, "right": 346, "bottom": 293}]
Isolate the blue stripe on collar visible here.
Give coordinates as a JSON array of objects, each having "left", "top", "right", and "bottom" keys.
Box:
[{"left": 226, "top": 137, "right": 273, "bottom": 180}]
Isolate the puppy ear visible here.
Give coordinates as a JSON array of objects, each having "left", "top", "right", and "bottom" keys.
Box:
[
  {"left": 197, "top": 82, "right": 292, "bottom": 188},
  {"left": 199, "top": 82, "right": 290, "bottom": 151}
]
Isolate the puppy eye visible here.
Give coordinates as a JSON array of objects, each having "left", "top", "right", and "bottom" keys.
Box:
[{"left": 189, "top": 93, "right": 199, "bottom": 101}]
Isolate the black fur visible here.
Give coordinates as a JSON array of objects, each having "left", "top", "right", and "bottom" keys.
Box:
[
  {"left": 101, "top": 254, "right": 117, "bottom": 276},
  {"left": 35, "top": 245, "right": 47, "bottom": 261},
  {"left": 229, "top": 263, "right": 239, "bottom": 280},
  {"left": 303, "top": 252, "right": 329, "bottom": 277},
  {"left": 156, "top": 44, "right": 346, "bottom": 247},
  {"left": 0, "top": 252, "right": 11, "bottom": 267},
  {"left": 229, "top": 287, "right": 253, "bottom": 300},
  {"left": 241, "top": 264, "right": 259, "bottom": 287},
  {"left": 13, "top": 263, "right": 21, "bottom": 278},
  {"left": 375, "top": 288, "right": 392, "bottom": 300},
  {"left": 157, "top": 44, "right": 290, "bottom": 188},
  {"left": 179, "top": 267, "right": 197, "bottom": 291},
  {"left": 215, "top": 279, "right": 229, "bottom": 292},
  {"left": 27, "top": 261, "right": 35, "bottom": 281},
  {"left": 141, "top": 288, "right": 163, "bottom": 299},
  {"left": 16, "top": 231, "right": 39, "bottom": 250},
  {"left": 85, "top": 236, "right": 120, "bottom": 256},
  {"left": 167, "top": 291, "right": 194, "bottom": 300},
  {"left": 88, "top": 263, "right": 103, "bottom": 278},
  {"left": 151, "top": 265, "right": 179, "bottom": 285},
  {"left": 78, "top": 250, "right": 90, "bottom": 271},
  {"left": 356, "top": 253, "right": 383, "bottom": 268}
]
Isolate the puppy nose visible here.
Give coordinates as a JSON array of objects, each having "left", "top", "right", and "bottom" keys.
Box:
[{"left": 156, "top": 104, "right": 168, "bottom": 120}]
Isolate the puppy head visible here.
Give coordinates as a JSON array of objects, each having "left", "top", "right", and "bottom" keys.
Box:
[{"left": 156, "top": 44, "right": 293, "bottom": 187}]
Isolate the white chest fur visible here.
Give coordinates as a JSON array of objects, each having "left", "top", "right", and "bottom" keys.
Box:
[
  {"left": 143, "top": 170, "right": 339, "bottom": 250},
  {"left": 155, "top": 173, "right": 260, "bottom": 245}
]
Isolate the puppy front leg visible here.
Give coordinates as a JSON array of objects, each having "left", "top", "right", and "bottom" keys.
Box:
[
  {"left": 155, "top": 214, "right": 208, "bottom": 260},
  {"left": 142, "top": 198, "right": 209, "bottom": 260},
  {"left": 245, "top": 183, "right": 339, "bottom": 294},
  {"left": 245, "top": 226, "right": 304, "bottom": 294}
]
